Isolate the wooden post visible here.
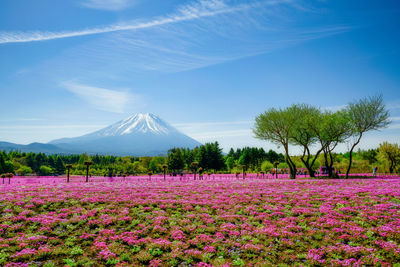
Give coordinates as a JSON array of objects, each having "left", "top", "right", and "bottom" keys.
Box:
[
  {"left": 162, "top": 165, "right": 167, "bottom": 181},
  {"left": 84, "top": 161, "right": 92, "bottom": 183},
  {"left": 66, "top": 164, "right": 72, "bottom": 183}
]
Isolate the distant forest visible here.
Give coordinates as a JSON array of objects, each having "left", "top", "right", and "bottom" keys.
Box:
[{"left": 0, "top": 141, "right": 397, "bottom": 176}]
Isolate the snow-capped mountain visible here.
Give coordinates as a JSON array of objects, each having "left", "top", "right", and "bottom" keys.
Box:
[
  {"left": 48, "top": 113, "right": 202, "bottom": 156},
  {"left": 87, "top": 113, "right": 174, "bottom": 137}
]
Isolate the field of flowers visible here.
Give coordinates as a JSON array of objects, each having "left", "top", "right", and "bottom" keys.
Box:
[{"left": 1, "top": 178, "right": 400, "bottom": 266}]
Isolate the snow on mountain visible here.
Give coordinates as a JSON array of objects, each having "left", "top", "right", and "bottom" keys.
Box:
[
  {"left": 96, "top": 113, "right": 174, "bottom": 136},
  {"left": 49, "top": 113, "right": 202, "bottom": 156}
]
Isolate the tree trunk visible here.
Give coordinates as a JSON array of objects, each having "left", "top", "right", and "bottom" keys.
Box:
[
  {"left": 86, "top": 166, "right": 89, "bottom": 183},
  {"left": 323, "top": 149, "right": 329, "bottom": 177},
  {"left": 346, "top": 134, "right": 362, "bottom": 179},
  {"left": 300, "top": 158, "right": 315, "bottom": 177},
  {"left": 284, "top": 144, "right": 296, "bottom": 179},
  {"left": 286, "top": 157, "right": 296, "bottom": 179},
  {"left": 328, "top": 151, "right": 335, "bottom": 178},
  {"left": 300, "top": 148, "right": 315, "bottom": 178}
]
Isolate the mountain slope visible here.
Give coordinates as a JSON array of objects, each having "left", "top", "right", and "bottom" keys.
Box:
[
  {"left": 49, "top": 113, "right": 201, "bottom": 156},
  {"left": 0, "top": 142, "right": 64, "bottom": 154}
]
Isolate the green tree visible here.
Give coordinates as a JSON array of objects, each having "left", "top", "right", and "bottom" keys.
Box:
[
  {"left": 39, "top": 165, "right": 53, "bottom": 176},
  {"left": 197, "top": 142, "right": 225, "bottom": 171},
  {"left": 16, "top": 166, "right": 32, "bottom": 176},
  {"left": 378, "top": 142, "right": 400, "bottom": 173},
  {"left": 265, "top": 149, "right": 284, "bottom": 163},
  {"left": 3, "top": 161, "right": 14, "bottom": 174},
  {"left": 167, "top": 148, "right": 184, "bottom": 172},
  {"left": 225, "top": 156, "right": 235, "bottom": 171},
  {"left": 26, "top": 153, "right": 39, "bottom": 173},
  {"left": 207, "top": 142, "right": 225, "bottom": 171},
  {"left": 345, "top": 95, "right": 390, "bottom": 178},
  {"left": 261, "top": 161, "right": 274, "bottom": 173},
  {"left": 78, "top": 153, "right": 90, "bottom": 165},
  {"left": 149, "top": 157, "right": 166, "bottom": 173},
  {"left": 359, "top": 149, "right": 378, "bottom": 164},
  {"left": 238, "top": 150, "right": 250, "bottom": 169},
  {"left": 55, "top": 156, "right": 66, "bottom": 175},
  {"left": 254, "top": 107, "right": 298, "bottom": 179},
  {"left": 289, "top": 104, "right": 322, "bottom": 177},
  {"left": 0, "top": 153, "right": 5, "bottom": 174},
  {"left": 48, "top": 155, "right": 56, "bottom": 169},
  {"left": 317, "top": 110, "right": 352, "bottom": 177}
]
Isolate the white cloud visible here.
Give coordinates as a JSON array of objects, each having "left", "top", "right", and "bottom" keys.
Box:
[
  {"left": 387, "top": 100, "right": 400, "bottom": 110},
  {"left": 388, "top": 122, "right": 400, "bottom": 129},
  {"left": 81, "top": 0, "right": 135, "bottom": 11},
  {"left": 61, "top": 82, "right": 140, "bottom": 113},
  {"left": 0, "top": 0, "right": 352, "bottom": 75},
  {"left": 390, "top": 116, "right": 400, "bottom": 122},
  {"left": 0, "top": 0, "right": 254, "bottom": 44}
]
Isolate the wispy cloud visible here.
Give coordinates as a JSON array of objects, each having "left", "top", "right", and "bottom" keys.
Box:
[
  {"left": 391, "top": 116, "right": 400, "bottom": 121},
  {"left": 61, "top": 82, "right": 141, "bottom": 113},
  {"left": 387, "top": 100, "right": 400, "bottom": 110},
  {"left": 62, "top": 19, "right": 350, "bottom": 74},
  {"left": 388, "top": 123, "right": 400, "bottom": 130},
  {"left": 0, "top": 0, "right": 257, "bottom": 44},
  {"left": 1, "top": 0, "right": 353, "bottom": 79},
  {"left": 80, "top": 0, "right": 136, "bottom": 11}
]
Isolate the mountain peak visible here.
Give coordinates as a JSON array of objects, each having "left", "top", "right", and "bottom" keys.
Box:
[
  {"left": 48, "top": 113, "right": 202, "bottom": 156},
  {"left": 98, "top": 113, "right": 175, "bottom": 137}
]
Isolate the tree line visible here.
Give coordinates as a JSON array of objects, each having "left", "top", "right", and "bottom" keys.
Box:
[
  {"left": 0, "top": 144, "right": 286, "bottom": 176},
  {"left": 0, "top": 142, "right": 398, "bottom": 178}
]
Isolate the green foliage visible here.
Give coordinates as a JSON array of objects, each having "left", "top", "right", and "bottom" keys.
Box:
[
  {"left": 55, "top": 156, "right": 66, "bottom": 175},
  {"left": 197, "top": 142, "right": 225, "bottom": 171},
  {"left": 16, "top": 165, "right": 33, "bottom": 175},
  {"left": 39, "top": 165, "right": 53, "bottom": 176},
  {"left": 148, "top": 247, "right": 163, "bottom": 256},
  {"left": 106, "top": 258, "right": 119, "bottom": 265},
  {"left": 378, "top": 142, "right": 400, "bottom": 173},
  {"left": 254, "top": 96, "right": 391, "bottom": 178},
  {"left": 63, "top": 258, "right": 77, "bottom": 267},
  {"left": 345, "top": 94, "right": 390, "bottom": 177},
  {"left": 254, "top": 106, "right": 300, "bottom": 178},
  {"left": 0, "top": 153, "right": 5, "bottom": 174},
  {"left": 261, "top": 161, "right": 274, "bottom": 172},
  {"left": 167, "top": 148, "right": 185, "bottom": 172},
  {"left": 70, "top": 246, "right": 84, "bottom": 255},
  {"left": 225, "top": 156, "right": 235, "bottom": 170},
  {"left": 130, "top": 245, "right": 141, "bottom": 253},
  {"left": 148, "top": 156, "right": 166, "bottom": 173},
  {"left": 3, "top": 160, "right": 14, "bottom": 174}
]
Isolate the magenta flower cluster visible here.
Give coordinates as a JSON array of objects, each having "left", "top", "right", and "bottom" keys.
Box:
[{"left": 0, "top": 177, "right": 399, "bottom": 266}]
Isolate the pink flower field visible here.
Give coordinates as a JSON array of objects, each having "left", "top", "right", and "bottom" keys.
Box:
[{"left": 1, "top": 178, "right": 400, "bottom": 266}]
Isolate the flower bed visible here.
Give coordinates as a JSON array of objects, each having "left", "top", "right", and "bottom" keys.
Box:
[{"left": 0, "top": 178, "right": 399, "bottom": 266}]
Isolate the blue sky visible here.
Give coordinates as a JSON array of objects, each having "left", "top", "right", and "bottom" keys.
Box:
[{"left": 0, "top": 0, "right": 399, "bottom": 153}]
